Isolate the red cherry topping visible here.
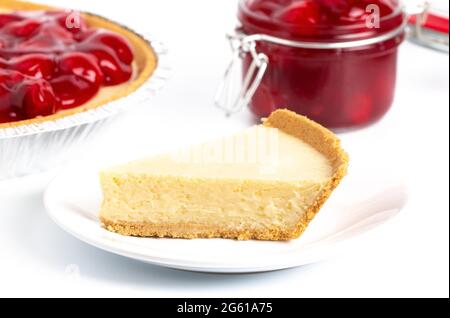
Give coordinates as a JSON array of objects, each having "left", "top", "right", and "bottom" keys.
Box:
[
  {"left": 0, "top": 10, "right": 135, "bottom": 124},
  {"left": 84, "top": 31, "right": 134, "bottom": 64},
  {"left": 248, "top": 0, "right": 284, "bottom": 17},
  {"left": 275, "top": 0, "right": 322, "bottom": 25},
  {"left": 58, "top": 52, "right": 104, "bottom": 86},
  {"left": 1, "top": 70, "right": 56, "bottom": 120},
  {"left": 50, "top": 75, "right": 100, "bottom": 110},
  {"left": 0, "top": 13, "right": 24, "bottom": 28},
  {"left": 1, "top": 70, "right": 19, "bottom": 87},
  {"left": 0, "top": 83, "right": 13, "bottom": 121},
  {"left": 0, "top": 57, "right": 6, "bottom": 68},
  {"left": 87, "top": 48, "right": 132, "bottom": 86},
  {"left": 20, "top": 79, "right": 56, "bottom": 118},
  {"left": 16, "top": 23, "right": 75, "bottom": 52},
  {"left": 9, "top": 54, "right": 55, "bottom": 79},
  {"left": 5, "top": 19, "right": 41, "bottom": 37}
]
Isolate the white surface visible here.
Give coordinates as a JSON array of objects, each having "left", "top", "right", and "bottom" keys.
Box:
[
  {"left": 0, "top": 0, "right": 448, "bottom": 297},
  {"left": 44, "top": 164, "right": 407, "bottom": 273}
]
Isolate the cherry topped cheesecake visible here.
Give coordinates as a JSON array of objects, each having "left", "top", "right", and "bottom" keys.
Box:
[{"left": 0, "top": 0, "right": 157, "bottom": 128}]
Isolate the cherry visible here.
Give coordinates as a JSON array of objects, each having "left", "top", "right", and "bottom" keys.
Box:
[
  {"left": 58, "top": 52, "right": 104, "bottom": 86},
  {"left": 1, "top": 70, "right": 56, "bottom": 120},
  {"left": 83, "top": 31, "right": 134, "bottom": 65},
  {"left": 0, "top": 110, "right": 20, "bottom": 123},
  {"left": 20, "top": 79, "right": 56, "bottom": 118},
  {"left": 9, "top": 54, "right": 55, "bottom": 79},
  {"left": 5, "top": 19, "right": 41, "bottom": 38},
  {"left": 51, "top": 75, "right": 100, "bottom": 110},
  {"left": 275, "top": 0, "right": 322, "bottom": 25},
  {"left": 87, "top": 48, "right": 132, "bottom": 86}
]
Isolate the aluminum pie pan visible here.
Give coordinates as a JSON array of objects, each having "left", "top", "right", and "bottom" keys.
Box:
[{"left": 0, "top": 23, "right": 170, "bottom": 179}]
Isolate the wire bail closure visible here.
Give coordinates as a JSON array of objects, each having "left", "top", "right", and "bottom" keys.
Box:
[{"left": 215, "top": 33, "right": 268, "bottom": 116}]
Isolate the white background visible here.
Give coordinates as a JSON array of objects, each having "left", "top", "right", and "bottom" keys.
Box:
[{"left": 0, "top": 0, "right": 448, "bottom": 297}]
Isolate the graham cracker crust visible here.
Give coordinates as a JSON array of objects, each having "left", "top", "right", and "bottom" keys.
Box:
[{"left": 101, "top": 217, "right": 310, "bottom": 241}]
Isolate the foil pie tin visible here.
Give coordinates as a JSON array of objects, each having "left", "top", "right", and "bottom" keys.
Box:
[{"left": 0, "top": 28, "right": 169, "bottom": 180}]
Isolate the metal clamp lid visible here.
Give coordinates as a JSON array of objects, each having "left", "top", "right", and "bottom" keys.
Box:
[{"left": 215, "top": 33, "right": 268, "bottom": 116}]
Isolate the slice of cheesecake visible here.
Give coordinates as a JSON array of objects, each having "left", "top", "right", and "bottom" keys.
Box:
[{"left": 99, "top": 110, "right": 349, "bottom": 241}]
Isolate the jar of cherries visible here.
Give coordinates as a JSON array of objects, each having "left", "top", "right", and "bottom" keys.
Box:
[{"left": 217, "top": 0, "right": 407, "bottom": 130}]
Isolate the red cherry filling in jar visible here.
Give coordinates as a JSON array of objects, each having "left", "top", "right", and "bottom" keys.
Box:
[
  {"left": 0, "top": 10, "right": 135, "bottom": 124},
  {"left": 238, "top": 0, "right": 405, "bottom": 129}
]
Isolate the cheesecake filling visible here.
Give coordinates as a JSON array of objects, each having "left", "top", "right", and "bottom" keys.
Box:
[{"left": 100, "top": 176, "right": 327, "bottom": 231}]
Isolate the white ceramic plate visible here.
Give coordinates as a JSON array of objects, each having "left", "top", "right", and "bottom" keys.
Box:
[{"left": 44, "top": 165, "right": 408, "bottom": 273}]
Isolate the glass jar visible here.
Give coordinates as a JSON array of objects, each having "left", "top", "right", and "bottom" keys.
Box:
[{"left": 218, "top": 0, "right": 407, "bottom": 130}]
